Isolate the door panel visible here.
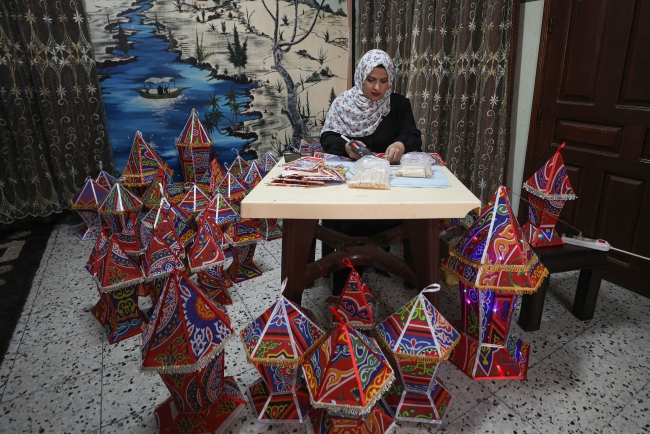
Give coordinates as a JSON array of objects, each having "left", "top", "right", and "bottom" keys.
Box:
[{"left": 525, "top": 0, "right": 650, "bottom": 297}]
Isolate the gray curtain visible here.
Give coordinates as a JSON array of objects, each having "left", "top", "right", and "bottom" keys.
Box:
[
  {"left": 356, "top": 0, "right": 517, "bottom": 203},
  {"left": 0, "top": 0, "right": 114, "bottom": 224}
]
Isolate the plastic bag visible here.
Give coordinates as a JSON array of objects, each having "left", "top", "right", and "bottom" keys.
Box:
[
  {"left": 348, "top": 156, "right": 391, "bottom": 190},
  {"left": 395, "top": 152, "right": 433, "bottom": 178}
]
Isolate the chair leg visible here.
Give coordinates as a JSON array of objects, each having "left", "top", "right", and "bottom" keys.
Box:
[{"left": 517, "top": 276, "right": 549, "bottom": 332}]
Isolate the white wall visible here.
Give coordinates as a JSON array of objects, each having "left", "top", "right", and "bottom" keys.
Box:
[{"left": 507, "top": 0, "right": 545, "bottom": 212}]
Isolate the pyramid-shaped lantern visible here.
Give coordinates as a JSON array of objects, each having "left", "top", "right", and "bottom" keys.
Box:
[
  {"left": 141, "top": 198, "right": 196, "bottom": 248},
  {"left": 121, "top": 131, "right": 171, "bottom": 188},
  {"left": 98, "top": 182, "right": 143, "bottom": 234},
  {"left": 332, "top": 259, "right": 378, "bottom": 330},
  {"left": 195, "top": 207, "right": 234, "bottom": 304},
  {"left": 242, "top": 161, "right": 265, "bottom": 189},
  {"left": 116, "top": 212, "right": 150, "bottom": 256},
  {"left": 217, "top": 172, "right": 247, "bottom": 205},
  {"left": 175, "top": 108, "right": 213, "bottom": 184},
  {"left": 141, "top": 270, "right": 246, "bottom": 433},
  {"left": 141, "top": 218, "right": 185, "bottom": 282},
  {"left": 141, "top": 167, "right": 184, "bottom": 209},
  {"left": 302, "top": 307, "right": 395, "bottom": 431},
  {"left": 197, "top": 156, "right": 227, "bottom": 195},
  {"left": 376, "top": 284, "right": 460, "bottom": 424},
  {"left": 522, "top": 142, "right": 577, "bottom": 247},
  {"left": 86, "top": 232, "right": 147, "bottom": 343},
  {"left": 95, "top": 161, "right": 118, "bottom": 190},
  {"left": 240, "top": 291, "right": 326, "bottom": 423},
  {"left": 71, "top": 177, "right": 108, "bottom": 240},
  {"left": 258, "top": 151, "right": 278, "bottom": 172},
  {"left": 227, "top": 152, "right": 250, "bottom": 179},
  {"left": 187, "top": 215, "right": 226, "bottom": 273},
  {"left": 199, "top": 194, "right": 235, "bottom": 253},
  {"left": 442, "top": 186, "right": 548, "bottom": 380},
  {"left": 225, "top": 217, "right": 263, "bottom": 283},
  {"left": 179, "top": 183, "right": 210, "bottom": 215},
  {"left": 307, "top": 406, "right": 395, "bottom": 434}
]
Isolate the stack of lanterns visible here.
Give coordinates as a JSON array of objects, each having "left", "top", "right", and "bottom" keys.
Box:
[
  {"left": 240, "top": 288, "right": 326, "bottom": 423},
  {"left": 522, "top": 142, "right": 577, "bottom": 247},
  {"left": 442, "top": 186, "right": 548, "bottom": 380}
]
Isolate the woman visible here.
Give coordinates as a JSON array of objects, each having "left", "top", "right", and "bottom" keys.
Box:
[
  {"left": 320, "top": 49, "right": 422, "bottom": 162},
  {"left": 320, "top": 49, "right": 422, "bottom": 295}
]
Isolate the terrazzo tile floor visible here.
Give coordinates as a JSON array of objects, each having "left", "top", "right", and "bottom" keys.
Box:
[{"left": 1, "top": 222, "right": 649, "bottom": 433}]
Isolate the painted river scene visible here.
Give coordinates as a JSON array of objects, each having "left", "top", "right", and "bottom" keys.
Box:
[{"left": 86, "top": 0, "right": 349, "bottom": 182}]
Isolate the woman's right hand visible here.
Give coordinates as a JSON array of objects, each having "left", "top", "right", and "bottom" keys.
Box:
[{"left": 344, "top": 140, "right": 367, "bottom": 160}]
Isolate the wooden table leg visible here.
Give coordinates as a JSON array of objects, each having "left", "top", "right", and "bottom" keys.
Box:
[
  {"left": 517, "top": 276, "right": 549, "bottom": 332},
  {"left": 404, "top": 219, "right": 439, "bottom": 308},
  {"left": 281, "top": 219, "right": 319, "bottom": 305},
  {"left": 572, "top": 266, "right": 603, "bottom": 321}
]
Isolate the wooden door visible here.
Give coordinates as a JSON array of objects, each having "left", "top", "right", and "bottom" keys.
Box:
[{"left": 524, "top": 0, "right": 650, "bottom": 297}]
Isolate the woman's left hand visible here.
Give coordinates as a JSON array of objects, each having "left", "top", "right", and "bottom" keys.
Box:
[{"left": 384, "top": 142, "right": 405, "bottom": 164}]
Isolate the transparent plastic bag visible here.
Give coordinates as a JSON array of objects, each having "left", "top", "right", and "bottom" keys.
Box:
[
  {"left": 348, "top": 156, "right": 391, "bottom": 190},
  {"left": 395, "top": 152, "right": 433, "bottom": 178}
]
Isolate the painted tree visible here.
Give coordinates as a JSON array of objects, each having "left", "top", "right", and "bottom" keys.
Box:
[
  {"left": 261, "top": 0, "right": 326, "bottom": 148},
  {"left": 227, "top": 25, "right": 248, "bottom": 77},
  {"left": 116, "top": 23, "right": 130, "bottom": 56}
]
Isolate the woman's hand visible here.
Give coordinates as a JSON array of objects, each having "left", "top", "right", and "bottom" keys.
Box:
[
  {"left": 344, "top": 140, "right": 367, "bottom": 160},
  {"left": 384, "top": 142, "right": 405, "bottom": 163}
]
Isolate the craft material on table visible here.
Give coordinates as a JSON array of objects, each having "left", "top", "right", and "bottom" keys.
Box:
[
  {"left": 348, "top": 156, "right": 392, "bottom": 190},
  {"left": 335, "top": 162, "right": 451, "bottom": 188},
  {"left": 267, "top": 157, "right": 347, "bottom": 187}
]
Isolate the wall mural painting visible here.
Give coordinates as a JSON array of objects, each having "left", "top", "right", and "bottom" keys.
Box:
[{"left": 86, "top": 0, "right": 349, "bottom": 181}]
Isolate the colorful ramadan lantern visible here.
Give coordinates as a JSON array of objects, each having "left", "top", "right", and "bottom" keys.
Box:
[
  {"left": 175, "top": 108, "right": 213, "bottom": 184},
  {"left": 522, "top": 142, "right": 577, "bottom": 247},
  {"left": 216, "top": 173, "right": 247, "bottom": 205},
  {"left": 240, "top": 291, "right": 326, "bottom": 423},
  {"left": 141, "top": 270, "right": 245, "bottom": 434},
  {"left": 197, "top": 156, "right": 227, "bottom": 195},
  {"left": 121, "top": 131, "right": 171, "bottom": 188},
  {"left": 116, "top": 212, "right": 151, "bottom": 256},
  {"left": 187, "top": 215, "right": 226, "bottom": 273},
  {"left": 179, "top": 183, "right": 210, "bottom": 215},
  {"left": 86, "top": 230, "right": 147, "bottom": 343},
  {"left": 254, "top": 218, "right": 282, "bottom": 241},
  {"left": 95, "top": 161, "right": 118, "bottom": 190},
  {"left": 332, "top": 259, "right": 378, "bottom": 331},
  {"left": 142, "top": 167, "right": 184, "bottom": 209},
  {"left": 302, "top": 307, "right": 395, "bottom": 433},
  {"left": 307, "top": 406, "right": 395, "bottom": 434},
  {"left": 98, "top": 182, "right": 143, "bottom": 234},
  {"left": 258, "top": 151, "right": 278, "bottom": 172},
  {"left": 195, "top": 207, "right": 233, "bottom": 304},
  {"left": 224, "top": 218, "right": 263, "bottom": 283},
  {"left": 71, "top": 177, "right": 109, "bottom": 240},
  {"left": 227, "top": 152, "right": 250, "bottom": 179},
  {"left": 242, "top": 161, "right": 265, "bottom": 189},
  {"left": 376, "top": 284, "right": 460, "bottom": 424},
  {"left": 442, "top": 186, "right": 548, "bottom": 380}
]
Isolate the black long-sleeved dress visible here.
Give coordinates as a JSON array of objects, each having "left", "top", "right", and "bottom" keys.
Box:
[
  {"left": 319, "top": 93, "right": 422, "bottom": 295},
  {"left": 320, "top": 93, "right": 422, "bottom": 156}
]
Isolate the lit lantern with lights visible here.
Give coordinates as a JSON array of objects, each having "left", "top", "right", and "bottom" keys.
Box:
[
  {"left": 375, "top": 284, "right": 460, "bottom": 423},
  {"left": 522, "top": 142, "right": 577, "bottom": 248},
  {"left": 442, "top": 186, "right": 548, "bottom": 380},
  {"left": 175, "top": 108, "right": 214, "bottom": 184},
  {"left": 240, "top": 290, "right": 325, "bottom": 423}
]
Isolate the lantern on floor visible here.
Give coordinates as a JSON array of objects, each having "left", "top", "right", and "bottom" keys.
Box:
[
  {"left": 331, "top": 259, "right": 378, "bottom": 331},
  {"left": 224, "top": 217, "right": 263, "bottom": 283},
  {"left": 227, "top": 152, "right": 250, "bottom": 179},
  {"left": 522, "top": 142, "right": 577, "bottom": 247},
  {"left": 375, "top": 284, "right": 459, "bottom": 423},
  {"left": 95, "top": 161, "right": 118, "bottom": 190},
  {"left": 258, "top": 151, "right": 278, "bottom": 172},
  {"left": 175, "top": 108, "right": 213, "bottom": 184},
  {"left": 121, "top": 131, "right": 172, "bottom": 190},
  {"left": 141, "top": 270, "right": 245, "bottom": 434},
  {"left": 142, "top": 197, "right": 197, "bottom": 248},
  {"left": 217, "top": 173, "right": 247, "bottom": 205},
  {"left": 254, "top": 218, "right": 282, "bottom": 241},
  {"left": 197, "top": 157, "right": 227, "bottom": 196},
  {"left": 142, "top": 167, "right": 184, "bottom": 209},
  {"left": 240, "top": 291, "right": 326, "bottom": 423},
  {"left": 193, "top": 214, "right": 232, "bottom": 305},
  {"left": 442, "top": 186, "right": 548, "bottom": 380},
  {"left": 302, "top": 307, "right": 396, "bottom": 433},
  {"left": 242, "top": 161, "right": 265, "bottom": 189},
  {"left": 86, "top": 229, "right": 147, "bottom": 343},
  {"left": 71, "top": 177, "right": 109, "bottom": 240},
  {"left": 116, "top": 212, "right": 151, "bottom": 256},
  {"left": 187, "top": 214, "right": 226, "bottom": 274},
  {"left": 98, "top": 182, "right": 143, "bottom": 235},
  {"left": 179, "top": 183, "right": 210, "bottom": 215}
]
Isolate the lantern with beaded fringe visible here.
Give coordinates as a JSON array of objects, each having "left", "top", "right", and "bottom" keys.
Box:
[
  {"left": 442, "top": 186, "right": 548, "bottom": 380},
  {"left": 141, "top": 270, "right": 246, "bottom": 434},
  {"left": 331, "top": 259, "right": 378, "bottom": 331},
  {"left": 240, "top": 290, "right": 326, "bottom": 423},
  {"left": 175, "top": 109, "right": 214, "bottom": 184},
  {"left": 376, "top": 284, "right": 460, "bottom": 423},
  {"left": 121, "top": 131, "right": 172, "bottom": 191},
  {"left": 522, "top": 142, "right": 577, "bottom": 248}
]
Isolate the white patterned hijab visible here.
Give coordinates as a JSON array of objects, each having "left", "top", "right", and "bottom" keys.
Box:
[{"left": 321, "top": 49, "right": 395, "bottom": 137}]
